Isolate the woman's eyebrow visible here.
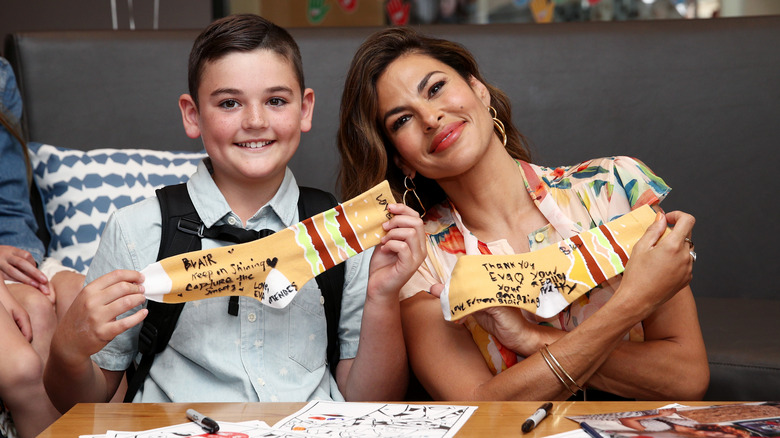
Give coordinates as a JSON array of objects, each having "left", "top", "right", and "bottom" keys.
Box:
[
  {"left": 383, "top": 106, "right": 404, "bottom": 126},
  {"left": 382, "top": 71, "right": 444, "bottom": 125},
  {"left": 417, "top": 71, "right": 442, "bottom": 94}
]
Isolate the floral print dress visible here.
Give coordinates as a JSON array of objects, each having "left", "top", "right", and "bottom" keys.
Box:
[{"left": 399, "top": 156, "right": 671, "bottom": 374}]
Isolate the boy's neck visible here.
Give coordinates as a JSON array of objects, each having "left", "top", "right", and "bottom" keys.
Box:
[{"left": 212, "top": 172, "right": 285, "bottom": 225}]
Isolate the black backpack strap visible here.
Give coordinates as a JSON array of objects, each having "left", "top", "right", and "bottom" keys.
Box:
[
  {"left": 297, "top": 187, "right": 345, "bottom": 377},
  {"left": 124, "top": 183, "right": 194, "bottom": 402},
  {"left": 125, "top": 184, "right": 346, "bottom": 401}
]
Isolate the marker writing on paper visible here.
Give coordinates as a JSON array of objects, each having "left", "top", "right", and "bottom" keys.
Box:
[
  {"left": 186, "top": 408, "right": 220, "bottom": 434},
  {"left": 522, "top": 402, "right": 553, "bottom": 433},
  {"left": 580, "top": 421, "right": 604, "bottom": 438}
]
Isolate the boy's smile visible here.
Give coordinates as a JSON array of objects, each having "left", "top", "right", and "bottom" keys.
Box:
[
  {"left": 180, "top": 48, "right": 314, "bottom": 200},
  {"left": 236, "top": 140, "right": 274, "bottom": 149}
]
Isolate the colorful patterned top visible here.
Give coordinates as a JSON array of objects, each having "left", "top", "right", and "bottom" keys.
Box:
[{"left": 400, "top": 156, "right": 671, "bottom": 374}]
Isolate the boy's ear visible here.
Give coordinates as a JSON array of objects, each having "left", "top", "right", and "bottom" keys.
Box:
[
  {"left": 299, "top": 88, "right": 315, "bottom": 133},
  {"left": 179, "top": 94, "right": 201, "bottom": 139}
]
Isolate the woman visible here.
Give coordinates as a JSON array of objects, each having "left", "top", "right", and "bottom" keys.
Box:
[{"left": 337, "top": 27, "right": 709, "bottom": 401}]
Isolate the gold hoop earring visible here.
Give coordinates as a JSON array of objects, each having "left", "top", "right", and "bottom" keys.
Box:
[
  {"left": 403, "top": 176, "right": 426, "bottom": 216},
  {"left": 489, "top": 106, "right": 507, "bottom": 147}
]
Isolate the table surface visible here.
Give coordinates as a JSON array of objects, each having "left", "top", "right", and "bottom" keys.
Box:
[{"left": 41, "top": 401, "right": 726, "bottom": 437}]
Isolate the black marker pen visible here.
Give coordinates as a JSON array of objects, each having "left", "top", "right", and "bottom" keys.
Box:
[
  {"left": 186, "top": 408, "right": 220, "bottom": 434},
  {"left": 580, "top": 421, "right": 604, "bottom": 438},
  {"left": 522, "top": 402, "right": 553, "bottom": 433}
]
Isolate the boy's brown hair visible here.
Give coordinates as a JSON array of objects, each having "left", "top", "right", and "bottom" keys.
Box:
[{"left": 188, "top": 14, "right": 305, "bottom": 106}]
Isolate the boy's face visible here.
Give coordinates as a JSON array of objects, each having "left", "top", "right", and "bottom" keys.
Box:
[{"left": 180, "top": 49, "right": 314, "bottom": 189}]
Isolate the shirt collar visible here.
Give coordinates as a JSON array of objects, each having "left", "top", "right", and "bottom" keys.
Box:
[
  {"left": 261, "top": 167, "right": 299, "bottom": 227},
  {"left": 518, "top": 160, "right": 582, "bottom": 238},
  {"left": 187, "top": 158, "right": 300, "bottom": 229}
]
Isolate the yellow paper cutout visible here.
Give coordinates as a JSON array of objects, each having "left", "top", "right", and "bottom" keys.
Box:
[
  {"left": 141, "top": 181, "right": 395, "bottom": 308},
  {"left": 441, "top": 205, "right": 664, "bottom": 320}
]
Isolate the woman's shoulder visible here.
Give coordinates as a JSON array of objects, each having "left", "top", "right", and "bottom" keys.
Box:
[{"left": 537, "top": 156, "right": 660, "bottom": 186}]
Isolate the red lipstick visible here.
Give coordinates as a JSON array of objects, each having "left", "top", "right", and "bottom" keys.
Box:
[{"left": 431, "top": 121, "right": 465, "bottom": 154}]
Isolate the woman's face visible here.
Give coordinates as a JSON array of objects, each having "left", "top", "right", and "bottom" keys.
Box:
[{"left": 376, "top": 52, "right": 497, "bottom": 180}]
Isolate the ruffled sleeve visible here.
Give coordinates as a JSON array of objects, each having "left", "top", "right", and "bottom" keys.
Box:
[
  {"left": 613, "top": 156, "right": 670, "bottom": 207},
  {"left": 556, "top": 156, "right": 671, "bottom": 225}
]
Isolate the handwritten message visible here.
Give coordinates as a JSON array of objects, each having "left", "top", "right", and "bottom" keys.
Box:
[
  {"left": 141, "top": 180, "right": 397, "bottom": 307},
  {"left": 442, "top": 205, "right": 661, "bottom": 320},
  {"left": 449, "top": 258, "right": 580, "bottom": 316},
  {"left": 180, "top": 252, "right": 273, "bottom": 299}
]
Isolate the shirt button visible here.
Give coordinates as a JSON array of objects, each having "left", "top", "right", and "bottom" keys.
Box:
[
  {"left": 248, "top": 312, "right": 257, "bottom": 322},
  {"left": 320, "top": 296, "right": 325, "bottom": 305},
  {"left": 227, "top": 217, "right": 237, "bottom": 225},
  {"left": 257, "top": 377, "right": 265, "bottom": 386},
  {"left": 534, "top": 232, "right": 545, "bottom": 243}
]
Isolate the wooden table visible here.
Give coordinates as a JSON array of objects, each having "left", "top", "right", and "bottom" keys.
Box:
[{"left": 41, "top": 401, "right": 724, "bottom": 437}]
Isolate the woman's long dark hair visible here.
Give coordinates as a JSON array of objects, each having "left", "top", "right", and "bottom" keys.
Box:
[{"left": 337, "top": 27, "right": 531, "bottom": 212}]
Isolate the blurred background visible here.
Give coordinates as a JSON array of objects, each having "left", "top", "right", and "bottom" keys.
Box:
[{"left": 2, "top": 0, "right": 779, "bottom": 45}]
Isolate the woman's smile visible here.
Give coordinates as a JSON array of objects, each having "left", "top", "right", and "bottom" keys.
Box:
[{"left": 431, "top": 121, "right": 466, "bottom": 154}]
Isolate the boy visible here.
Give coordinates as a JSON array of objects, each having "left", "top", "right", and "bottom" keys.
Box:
[{"left": 44, "top": 14, "right": 424, "bottom": 410}]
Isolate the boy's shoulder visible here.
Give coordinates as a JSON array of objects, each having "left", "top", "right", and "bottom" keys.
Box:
[{"left": 109, "top": 195, "right": 163, "bottom": 233}]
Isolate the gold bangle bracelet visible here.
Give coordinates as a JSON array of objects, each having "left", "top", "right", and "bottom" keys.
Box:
[
  {"left": 540, "top": 347, "right": 577, "bottom": 395},
  {"left": 543, "top": 344, "right": 584, "bottom": 393}
]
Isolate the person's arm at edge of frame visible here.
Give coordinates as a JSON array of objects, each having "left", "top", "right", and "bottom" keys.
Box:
[
  {"left": 335, "top": 203, "right": 426, "bottom": 401},
  {"left": 583, "top": 284, "right": 709, "bottom": 398},
  {"left": 0, "top": 57, "right": 50, "bottom": 294},
  {"left": 536, "top": 208, "right": 709, "bottom": 400},
  {"left": 43, "top": 269, "right": 146, "bottom": 413},
  {"left": 400, "top": 210, "right": 700, "bottom": 401}
]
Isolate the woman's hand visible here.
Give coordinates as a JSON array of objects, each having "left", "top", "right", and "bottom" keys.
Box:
[
  {"left": 367, "top": 203, "right": 426, "bottom": 301},
  {"left": 472, "top": 306, "right": 547, "bottom": 357},
  {"left": 430, "top": 283, "right": 549, "bottom": 357},
  {"left": 0, "top": 245, "right": 52, "bottom": 298},
  {"left": 616, "top": 210, "right": 696, "bottom": 320}
]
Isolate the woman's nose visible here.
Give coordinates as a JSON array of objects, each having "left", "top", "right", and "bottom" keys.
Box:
[{"left": 422, "top": 107, "right": 443, "bottom": 131}]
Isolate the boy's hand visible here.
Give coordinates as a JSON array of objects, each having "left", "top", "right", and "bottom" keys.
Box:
[
  {"left": 54, "top": 270, "right": 148, "bottom": 363},
  {"left": 0, "top": 245, "right": 52, "bottom": 298},
  {"left": 367, "top": 203, "right": 426, "bottom": 301}
]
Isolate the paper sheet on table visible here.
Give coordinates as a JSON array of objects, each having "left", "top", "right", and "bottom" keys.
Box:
[
  {"left": 80, "top": 420, "right": 277, "bottom": 438},
  {"left": 273, "top": 400, "right": 478, "bottom": 438},
  {"left": 541, "top": 429, "right": 592, "bottom": 438}
]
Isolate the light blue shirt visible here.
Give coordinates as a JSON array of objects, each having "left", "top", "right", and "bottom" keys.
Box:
[
  {"left": 89, "top": 159, "right": 370, "bottom": 402},
  {"left": 0, "top": 57, "right": 45, "bottom": 265}
]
